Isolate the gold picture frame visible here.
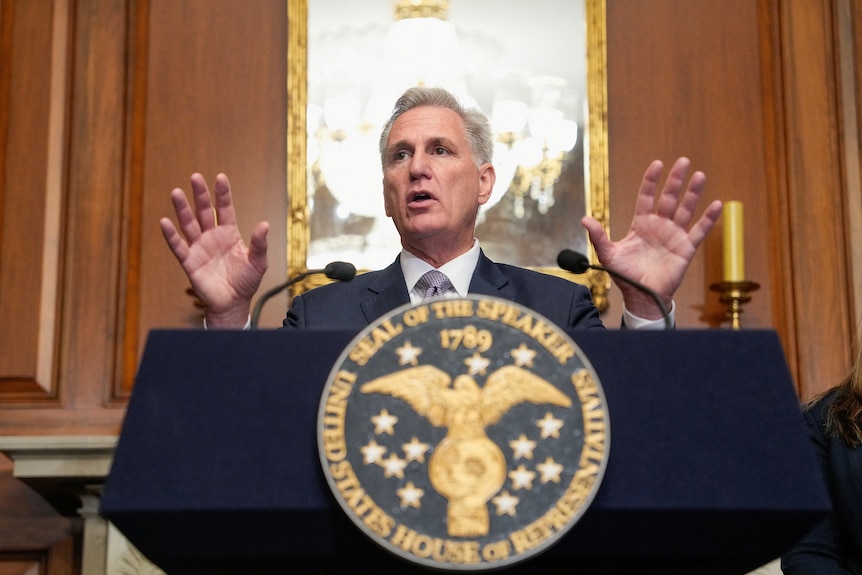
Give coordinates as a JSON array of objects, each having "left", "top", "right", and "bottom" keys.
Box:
[{"left": 287, "top": 0, "right": 610, "bottom": 311}]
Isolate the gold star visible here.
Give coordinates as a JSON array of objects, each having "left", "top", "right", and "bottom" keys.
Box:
[
  {"left": 510, "top": 343, "right": 537, "bottom": 367},
  {"left": 492, "top": 490, "right": 520, "bottom": 516},
  {"left": 380, "top": 453, "right": 408, "bottom": 479},
  {"left": 402, "top": 437, "right": 430, "bottom": 463},
  {"left": 396, "top": 481, "right": 425, "bottom": 509},
  {"left": 464, "top": 352, "right": 491, "bottom": 376},
  {"left": 509, "top": 434, "right": 537, "bottom": 460},
  {"left": 509, "top": 464, "right": 537, "bottom": 490},
  {"left": 360, "top": 440, "right": 387, "bottom": 465},
  {"left": 536, "top": 411, "right": 565, "bottom": 439},
  {"left": 537, "top": 457, "right": 564, "bottom": 483},
  {"left": 396, "top": 341, "right": 423, "bottom": 366},
  {"left": 371, "top": 409, "right": 398, "bottom": 435}
]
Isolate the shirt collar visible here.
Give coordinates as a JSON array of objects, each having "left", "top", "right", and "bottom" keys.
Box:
[{"left": 401, "top": 239, "right": 481, "bottom": 300}]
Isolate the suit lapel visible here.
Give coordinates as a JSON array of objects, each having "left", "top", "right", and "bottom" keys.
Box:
[
  {"left": 468, "top": 251, "right": 514, "bottom": 300},
  {"left": 359, "top": 257, "right": 411, "bottom": 323}
]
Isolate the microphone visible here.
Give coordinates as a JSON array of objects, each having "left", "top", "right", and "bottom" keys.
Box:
[
  {"left": 250, "top": 261, "right": 356, "bottom": 328},
  {"left": 557, "top": 249, "right": 672, "bottom": 330}
]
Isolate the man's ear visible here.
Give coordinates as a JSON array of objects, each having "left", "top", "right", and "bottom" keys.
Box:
[{"left": 477, "top": 163, "right": 495, "bottom": 206}]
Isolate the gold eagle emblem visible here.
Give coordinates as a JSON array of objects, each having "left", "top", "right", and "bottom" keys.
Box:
[{"left": 360, "top": 364, "right": 572, "bottom": 537}]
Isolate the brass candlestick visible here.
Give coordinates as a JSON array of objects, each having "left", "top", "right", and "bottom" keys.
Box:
[{"left": 710, "top": 280, "right": 760, "bottom": 330}]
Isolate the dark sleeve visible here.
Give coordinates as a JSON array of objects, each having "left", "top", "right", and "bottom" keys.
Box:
[
  {"left": 281, "top": 294, "right": 306, "bottom": 329},
  {"left": 566, "top": 282, "right": 606, "bottom": 330},
  {"left": 781, "top": 405, "right": 855, "bottom": 575}
]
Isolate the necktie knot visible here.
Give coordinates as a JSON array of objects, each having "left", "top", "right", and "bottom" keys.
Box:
[{"left": 416, "top": 270, "right": 453, "bottom": 300}]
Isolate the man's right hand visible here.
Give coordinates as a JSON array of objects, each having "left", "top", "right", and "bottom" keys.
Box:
[{"left": 160, "top": 173, "right": 269, "bottom": 328}]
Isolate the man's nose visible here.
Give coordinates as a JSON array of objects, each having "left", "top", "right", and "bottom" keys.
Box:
[{"left": 409, "top": 150, "right": 431, "bottom": 179}]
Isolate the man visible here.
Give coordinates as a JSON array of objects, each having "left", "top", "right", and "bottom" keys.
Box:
[{"left": 160, "top": 86, "right": 722, "bottom": 330}]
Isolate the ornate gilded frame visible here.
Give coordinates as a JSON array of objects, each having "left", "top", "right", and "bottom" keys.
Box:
[{"left": 287, "top": 0, "right": 610, "bottom": 311}]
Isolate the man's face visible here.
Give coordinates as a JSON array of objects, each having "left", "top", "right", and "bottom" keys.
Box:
[{"left": 382, "top": 105, "right": 495, "bottom": 257}]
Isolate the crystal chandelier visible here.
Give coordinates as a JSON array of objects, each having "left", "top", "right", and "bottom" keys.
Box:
[{"left": 490, "top": 75, "right": 579, "bottom": 218}]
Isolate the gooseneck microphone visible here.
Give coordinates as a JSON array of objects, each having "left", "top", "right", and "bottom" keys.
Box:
[
  {"left": 250, "top": 261, "right": 356, "bottom": 328},
  {"left": 557, "top": 249, "right": 672, "bottom": 330}
]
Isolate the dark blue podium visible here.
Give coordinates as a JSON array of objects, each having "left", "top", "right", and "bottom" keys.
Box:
[{"left": 101, "top": 329, "right": 828, "bottom": 574}]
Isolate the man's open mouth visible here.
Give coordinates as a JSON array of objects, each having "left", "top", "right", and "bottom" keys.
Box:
[{"left": 410, "top": 192, "right": 433, "bottom": 203}]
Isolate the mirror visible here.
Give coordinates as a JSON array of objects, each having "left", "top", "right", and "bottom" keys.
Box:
[{"left": 287, "top": 0, "right": 610, "bottom": 310}]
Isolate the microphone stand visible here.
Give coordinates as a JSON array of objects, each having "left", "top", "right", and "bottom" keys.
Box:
[
  {"left": 250, "top": 270, "right": 317, "bottom": 329},
  {"left": 250, "top": 262, "right": 356, "bottom": 328}
]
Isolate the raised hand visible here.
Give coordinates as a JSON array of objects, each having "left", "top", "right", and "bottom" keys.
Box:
[
  {"left": 160, "top": 173, "right": 269, "bottom": 328},
  {"left": 581, "top": 157, "right": 722, "bottom": 319}
]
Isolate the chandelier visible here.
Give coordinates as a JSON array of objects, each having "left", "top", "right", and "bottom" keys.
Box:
[{"left": 307, "top": 0, "right": 580, "bottom": 265}]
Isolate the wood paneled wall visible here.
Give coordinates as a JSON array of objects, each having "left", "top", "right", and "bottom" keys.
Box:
[
  {"left": 1, "top": 0, "right": 859, "bottom": 570},
  {"left": 605, "top": 0, "right": 859, "bottom": 401},
  {"left": 0, "top": 0, "right": 288, "bottom": 569}
]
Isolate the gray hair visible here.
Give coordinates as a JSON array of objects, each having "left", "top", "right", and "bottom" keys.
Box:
[{"left": 378, "top": 86, "right": 494, "bottom": 168}]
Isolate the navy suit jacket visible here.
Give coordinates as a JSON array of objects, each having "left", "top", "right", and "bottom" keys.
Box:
[
  {"left": 283, "top": 251, "right": 605, "bottom": 331},
  {"left": 782, "top": 390, "right": 862, "bottom": 575}
]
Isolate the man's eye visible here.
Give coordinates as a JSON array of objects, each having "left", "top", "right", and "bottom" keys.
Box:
[
  {"left": 433, "top": 146, "right": 449, "bottom": 155},
  {"left": 393, "top": 150, "right": 409, "bottom": 161}
]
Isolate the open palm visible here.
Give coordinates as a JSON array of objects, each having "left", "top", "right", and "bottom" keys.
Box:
[
  {"left": 582, "top": 158, "right": 722, "bottom": 319},
  {"left": 160, "top": 173, "right": 269, "bottom": 327}
]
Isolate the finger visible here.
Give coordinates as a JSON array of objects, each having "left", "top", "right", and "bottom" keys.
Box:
[
  {"left": 633, "top": 160, "right": 665, "bottom": 217},
  {"left": 170, "top": 186, "right": 202, "bottom": 242},
  {"left": 159, "top": 217, "right": 190, "bottom": 263},
  {"left": 687, "top": 199, "right": 723, "bottom": 249},
  {"left": 189, "top": 173, "right": 217, "bottom": 231},
  {"left": 212, "top": 173, "right": 238, "bottom": 227},
  {"left": 581, "top": 216, "right": 611, "bottom": 256},
  {"left": 248, "top": 221, "right": 270, "bottom": 273},
  {"left": 672, "top": 170, "right": 707, "bottom": 227},
  {"left": 655, "top": 157, "right": 691, "bottom": 218}
]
